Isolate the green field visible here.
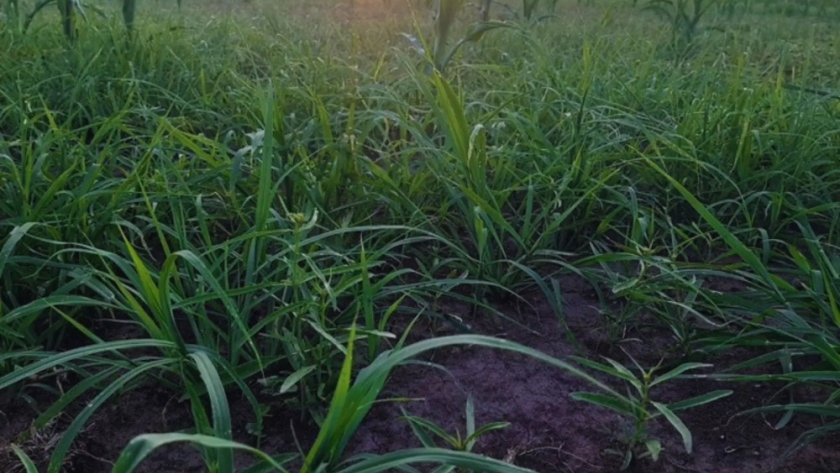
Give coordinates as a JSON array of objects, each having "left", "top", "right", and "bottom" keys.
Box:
[{"left": 2, "top": 0, "right": 840, "bottom": 472}]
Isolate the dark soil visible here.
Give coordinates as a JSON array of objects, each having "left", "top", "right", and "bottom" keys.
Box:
[{"left": 2, "top": 275, "right": 840, "bottom": 473}]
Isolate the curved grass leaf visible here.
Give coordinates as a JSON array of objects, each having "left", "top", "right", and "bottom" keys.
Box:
[
  {"left": 10, "top": 445, "right": 39, "bottom": 473},
  {"left": 190, "top": 351, "right": 233, "bottom": 472},
  {"left": 111, "top": 433, "right": 295, "bottom": 473},
  {"left": 651, "top": 401, "right": 692, "bottom": 453},
  {"left": 570, "top": 392, "right": 637, "bottom": 417},
  {"left": 650, "top": 362, "right": 714, "bottom": 387},
  {"left": 48, "top": 359, "right": 175, "bottom": 473},
  {"left": 0, "top": 339, "right": 176, "bottom": 391},
  {"left": 665, "top": 390, "right": 733, "bottom": 412},
  {"left": 0, "top": 222, "right": 37, "bottom": 277},
  {"left": 335, "top": 448, "right": 536, "bottom": 473}
]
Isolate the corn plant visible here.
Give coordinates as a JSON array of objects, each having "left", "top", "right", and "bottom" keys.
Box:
[
  {"left": 638, "top": 0, "right": 721, "bottom": 49},
  {"left": 522, "top": 0, "right": 539, "bottom": 19},
  {"left": 16, "top": 0, "right": 88, "bottom": 38},
  {"left": 403, "top": 0, "right": 513, "bottom": 73},
  {"left": 19, "top": 0, "right": 139, "bottom": 39}
]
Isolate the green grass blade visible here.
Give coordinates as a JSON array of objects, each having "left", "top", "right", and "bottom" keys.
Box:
[
  {"left": 335, "top": 448, "right": 536, "bottom": 473},
  {"left": 111, "top": 433, "right": 294, "bottom": 473},
  {"left": 48, "top": 359, "right": 174, "bottom": 473},
  {"left": 642, "top": 157, "right": 788, "bottom": 301},
  {"left": 0, "top": 340, "right": 176, "bottom": 390},
  {"left": 570, "top": 392, "right": 637, "bottom": 417},
  {"left": 651, "top": 401, "right": 693, "bottom": 454},
  {"left": 0, "top": 222, "right": 37, "bottom": 277},
  {"left": 11, "top": 445, "right": 39, "bottom": 473},
  {"left": 650, "top": 362, "right": 714, "bottom": 387},
  {"left": 666, "top": 390, "right": 733, "bottom": 412},
  {"left": 190, "top": 351, "right": 233, "bottom": 473},
  {"left": 301, "top": 324, "right": 358, "bottom": 473}
]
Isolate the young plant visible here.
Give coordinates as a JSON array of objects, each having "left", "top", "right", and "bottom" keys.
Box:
[
  {"left": 400, "top": 395, "right": 510, "bottom": 455},
  {"left": 570, "top": 356, "right": 732, "bottom": 470}
]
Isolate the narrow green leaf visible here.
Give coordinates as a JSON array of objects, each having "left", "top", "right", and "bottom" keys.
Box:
[
  {"left": 190, "top": 352, "right": 233, "bottom": 472},
  {"left": 335, "top": 448, "right": 535, "bottom": 473},
  {"left": 0, "top": 223, "right": 37, "bottom": 277},
  {"left": 666, "top": 390, "right": 732, "bottom": 412},
  {"left": 401, "top": 414, "right": 457, "bottom": 447},
  {"left": 571, "top": 392, "right": 637, "bottom": 417},
  {"left": 302, "top": 324, "right": 357, "bottom": 473},
  {"left": 0, "top": 340, "right": 176, "bottom": 391},
  {"left": 10, "top": 445, "right": 39, "bottom": 473},
  {"left": 402, "top": 412, "right": 440, "bottom": 449},
  {"left": 572, "top": 356, "right": 642, "bottom": 391},
  {"left": 48, "top": 360, "right": 174, "bottom": 473},
  {"left": 652, "top": 401, "right": 693, "bottom": 454},
  {"left": 280, "top": 365, "right": 317, "bottom": 394},
  {"left": 111, "top": 433, "right": 293, "bottom": 473},
  {"left": 651, "top": 362, "right": 714, "bottom": 387},
  {"left": 464, "top": 422, "right": 511, "bottom": 447},
  {"left": 643, "top": 157, "right": 787, "bottom": 301}
]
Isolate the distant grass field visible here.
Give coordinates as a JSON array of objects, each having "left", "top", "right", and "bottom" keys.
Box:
[{"left": 2, "top": 0, "right": 840, "bottom": 472}]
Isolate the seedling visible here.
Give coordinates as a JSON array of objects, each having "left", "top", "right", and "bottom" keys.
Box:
[
  {"left": 571, "top": 355, "right": 732, "bottom": 470},
  {"left": 400, "top": 395, "right": 510, "bottom": 455}
]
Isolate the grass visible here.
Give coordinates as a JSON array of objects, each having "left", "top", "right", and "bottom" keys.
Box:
[{"left": 1, "top": 0, "right": 840, "bottom": 471}]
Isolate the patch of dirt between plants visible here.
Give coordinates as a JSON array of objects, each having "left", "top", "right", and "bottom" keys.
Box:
[
  {"left": 1, "top": 380, "right": 324, "bottom": 473},
  {"left": 346, "top": 276, "right": 840, "bottom": 473},
  {"left": 3, "top": 276, "right": 840, "bottom": 472}
]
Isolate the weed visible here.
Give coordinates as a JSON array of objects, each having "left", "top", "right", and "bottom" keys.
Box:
[
  {"left": 571, "top": 355, "right": 732, "bottom": 469},
  {"left": 401, "top": 395, "right": 510, "bottom": 455}
]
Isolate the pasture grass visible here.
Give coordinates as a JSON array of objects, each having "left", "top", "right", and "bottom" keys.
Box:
[{"left": 1, "top": 0, "right": 840, "bottom": 471}]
